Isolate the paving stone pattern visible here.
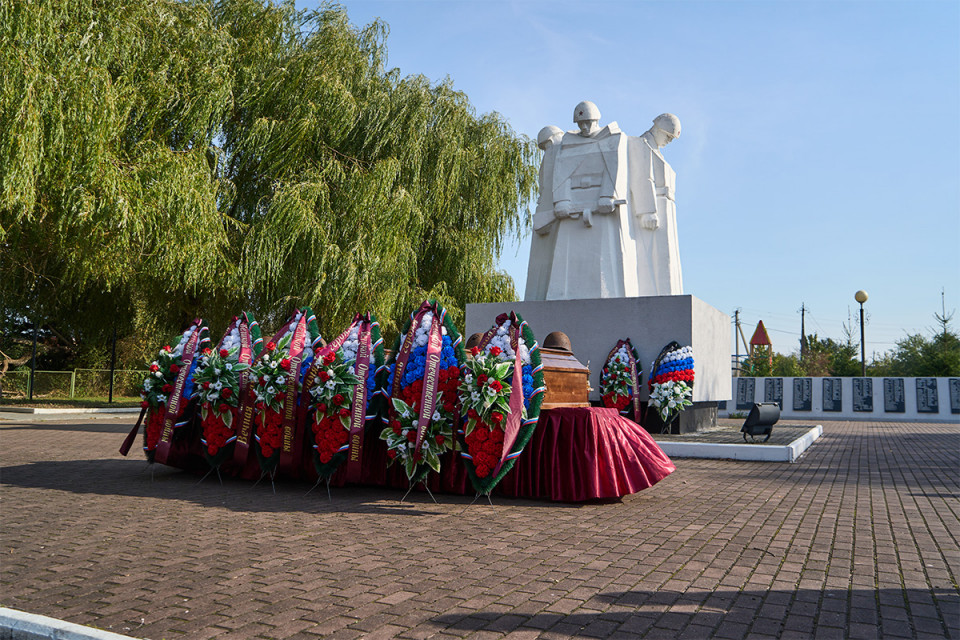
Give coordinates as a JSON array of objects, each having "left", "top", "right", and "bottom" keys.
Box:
[{"left": 1, "top": 417, "right": 957, "bottom": 639}]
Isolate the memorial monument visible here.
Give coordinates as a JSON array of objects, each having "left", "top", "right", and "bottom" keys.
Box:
[
  {"left": 467, "top": 101, "right": 731, "bottom": 432},
  {"left": 526, "top": 102, "right": 684, "bottom": 301}
]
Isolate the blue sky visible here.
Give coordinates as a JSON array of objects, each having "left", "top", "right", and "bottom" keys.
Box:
[{"left": 298, "top": 0, "right": 959, "bottom": 358}]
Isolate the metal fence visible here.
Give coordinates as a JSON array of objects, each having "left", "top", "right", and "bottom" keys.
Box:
[{"left": 0, "top": 369, "right": 147, "bottom": 400}]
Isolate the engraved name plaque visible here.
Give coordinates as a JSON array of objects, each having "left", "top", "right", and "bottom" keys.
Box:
[
  {"left": 764, "top": 378, "right": 783, "bottom": 409},
  {"left": 949, "top": 379, "right": 960, "bottom": 415},
  {"left": 916, "top": 378, "right": 939, "bottom": 414},
  {"left": 822, "top": 378, "right": 842, "bottom": 412},
  {"left": 793, "top": 378, "right": 812, "bottom": 411},
  {"left": 883, "top": 378, "right": 905, "bottom": 413},
  {"left": 736, "top": 378, "right": 756, "bottom": 410},
  {"left": 852, "top": 378, "right": 873, "bottom": 412}
]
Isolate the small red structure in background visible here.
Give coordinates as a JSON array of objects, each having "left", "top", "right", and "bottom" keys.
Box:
[{"left": 750, "top": 320, "right": 773, "bottom": 368}]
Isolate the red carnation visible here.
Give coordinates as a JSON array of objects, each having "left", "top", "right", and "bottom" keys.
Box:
[
  {"left": 413, "top": 452, "right": 423, "bottom": 463},
  {"left": 140, "top": 400, "right": 149, "bottom": 408},
  {"left": 490, "top": 346, "right": 502, "bottom": 356},
  {"left": 170, "top": 364, "right": 180, "bottom": 374},
  {"left": 477, "top": 374, "right": 488, "bottom": 385},
  {"left": 218, "top": 403, "right": 230, "bottom": 414},
  {"left": 280, "top": 358, "right": 291, "bottom": 370},
  {"left": 475, "top": 464, "right": 490, "bottom": 478},
  {"left": 392, "top": 423, "right": 402, "bottom": 436},
  {"left": 162, "top": 383, "right": 173, "bottom": 393},
  {"left": 435, "top": 435, "right": 445, "bottom": 446},
  {"left": 470, "top": 346, "right": 481, "bottom": 356},
  {"left": 406, "top": 430, "right": 417, "bottom": 443},
  {"left": 332, "top": 393, "right": 345, "bottom": 405},
  {"left": 319, "top": 371, "right": 330, "bottom": 382},
  {"left": 491, "top": 411, "right": 504, "bottom": 424},
  {"left": 387, "top": 449, "right": 397, "bottom": 459},
  {"left": 443, "top": 402, "right": 455, "bottom": 413},
  {"left": 489, "top": 380, "right": 503, "bottom": 392},
  {"left": 162, "top": 345, "right": 171, "bottom": 351},
  {"left": 339, "top": 407, "right": 350, "bottom": 417},
  {"left": 467, "top": 409, "right": 479, "bottom": 420},
  {"left": 149, "top": 364, "right": 159, "bottom": 372},
  {"left": 324, "top": 352, "right": 336, "bottom": 365},
  {"left": 219, "top": 348, "right": 229, "bottom": 358},
  {"left": 203, "top": 381, "right": 211, "bottom": 389},
  {"left": 266, "top": 341, "right": 276, "bottom": 351},
  {"left": 221, "top": 387, "right": 233, "bottom": 399},
  {"left": 317, "top": 402, "right": 327, "bottom": 414}
]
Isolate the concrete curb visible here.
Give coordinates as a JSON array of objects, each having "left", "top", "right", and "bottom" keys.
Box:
[
  {"left": 0, "top": 607, "right": 138, "bottom": 640},
  {"left": 0, "top": 407, "right": 140, "bottom": 415},
  {"left": 655, "top": 425, "right": 823, "bottom": 462}
]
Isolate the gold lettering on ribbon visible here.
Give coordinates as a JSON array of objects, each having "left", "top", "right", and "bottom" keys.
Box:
[
  {"left": 237, "top": 388, "right": 254, "bottom": 445},
  {"left": 416, "top": 350, "right": 441, "bottom": 448},
  {"left": 350, "top": 433, "right": 361, "bottom": 462},
  {"left": 162, "top": 333, "right": 197, "bottom": 442},
  {"left": 282, "top": 356, "right": 300, "bottom": 454}
]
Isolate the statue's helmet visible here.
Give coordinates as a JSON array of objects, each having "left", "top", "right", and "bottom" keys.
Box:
[
  {"left": 537, "top": 125, "right": 563, "bottom": 150},
  {"left": 653, "top": 113, "right": 681, "bottom": 139},
  {"left": 573, "top": 101, "right": 601, "bottom": 123}
]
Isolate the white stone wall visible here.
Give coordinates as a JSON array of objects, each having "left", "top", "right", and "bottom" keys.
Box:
[
  {"left": 465, "top": 295, "right": 731, "bottom": 403},
  {"left": 720, "top": 376, "right": 959, "bottom": 422}
]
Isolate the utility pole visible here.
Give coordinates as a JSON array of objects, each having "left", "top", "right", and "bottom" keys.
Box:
[
  {"left": 799, "top": 303, "right": 806, "bottom": 359},
  {"left": 734, "top": 309, "right": 740, "bottom": 376}
]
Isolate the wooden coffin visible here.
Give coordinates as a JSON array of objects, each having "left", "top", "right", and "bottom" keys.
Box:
[{"left": 539, "top": 347, "right": 592, "bottom": 409}]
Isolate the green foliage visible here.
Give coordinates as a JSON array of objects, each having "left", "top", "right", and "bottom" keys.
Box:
[
  {"left": 871, "top": 316, "right": 960, "bottom": 377},
  {"left": 740, "top": 346, "right": 773, "bottom": 377},
  {"left": 0, "top": 0, "right": 536, "bottom": 370}
]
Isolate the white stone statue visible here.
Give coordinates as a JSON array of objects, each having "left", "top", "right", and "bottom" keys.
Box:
[{"left": 525, "top": 103, "right": 684, "bottom": 300}]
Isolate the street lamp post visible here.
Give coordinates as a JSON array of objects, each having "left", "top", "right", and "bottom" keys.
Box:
[{"left": 855, "top": 290, "right": 868, "bottom": 377}]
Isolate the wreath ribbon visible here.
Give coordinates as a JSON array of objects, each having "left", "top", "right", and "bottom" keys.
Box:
[
  {"left": 154, "top": 323, "right": 202, "bottom": 465},
  {"left": 477, "top": 312, "right": 527, "bottom": 477},
  {"left": 278, "top": 315, "right": 308, "bottom": 477}
]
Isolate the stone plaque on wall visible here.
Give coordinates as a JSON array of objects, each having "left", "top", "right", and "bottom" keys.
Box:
[
  {"left": 793, "top": 378, "right": 812, "bottom": 411},
  {"left": 916, "top": 378, "right": 939, "bottom": 413},
  {"left": 764, "top": 378, "right": 783, "bottom": 409},
  {"left": 852, "top": 378, "right": 873, "bottom": 412},
  {"left": 883, "top": 378, "right": 905, "bottom": 413},
  {"left": 822, "top": 378, "right": 842, "bottom": 412},
  {"left": 736, "top": 378, "right": 756, "bottom": 410},
  {"left": 949, "top": 379, "right": 960, "bottom": 415}
]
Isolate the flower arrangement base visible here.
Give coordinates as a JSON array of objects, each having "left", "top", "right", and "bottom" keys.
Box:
[
  {"left": 305, "top": 476, "right": 334, "bottom": 502},
  {"left": 196, "top": 466, "right": 224, "bottom": 486},
  {"left": 400, "top": 480, "right": 438, "bottom": 504},
  {"left": 252, "top": 469, "right": 278, "bottom": 494}
]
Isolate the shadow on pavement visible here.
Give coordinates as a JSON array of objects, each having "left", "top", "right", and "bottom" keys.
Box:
[
  {"left": 0, "top": 458, "right": 569, "bottom": 515},
  {"left": 431, "top": 587, "right": 959, "bottom": 637}
]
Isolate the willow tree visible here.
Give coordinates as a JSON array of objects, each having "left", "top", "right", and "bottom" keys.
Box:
[{"left": 0, "top": 0, "right": 537, "bottom": 367}]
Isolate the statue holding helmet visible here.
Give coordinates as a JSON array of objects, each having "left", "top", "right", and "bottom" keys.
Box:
[{"left": 525, "top": 102, "right": 684, "bottom": 301}]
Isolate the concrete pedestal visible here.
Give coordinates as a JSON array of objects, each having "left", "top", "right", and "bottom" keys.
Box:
[
  {"left": 466, "top": 295, "right": 731, "bottom": 404},
  {"left": 641, "top": 401, "right": 719, "bottom": 434}
]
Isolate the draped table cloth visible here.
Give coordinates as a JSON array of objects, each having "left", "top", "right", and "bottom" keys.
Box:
[{"left": 327, "top": 407, "right": 675, "bottom": 502}]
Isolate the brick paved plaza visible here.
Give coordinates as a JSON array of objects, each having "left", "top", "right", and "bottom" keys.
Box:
[{"left": 1, "top": 415, "right": 957, "bottom": 639}]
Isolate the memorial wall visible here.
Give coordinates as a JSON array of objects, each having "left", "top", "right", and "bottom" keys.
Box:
[{"left": 720, "top": 377, "right": 960, "bottom": 422}]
